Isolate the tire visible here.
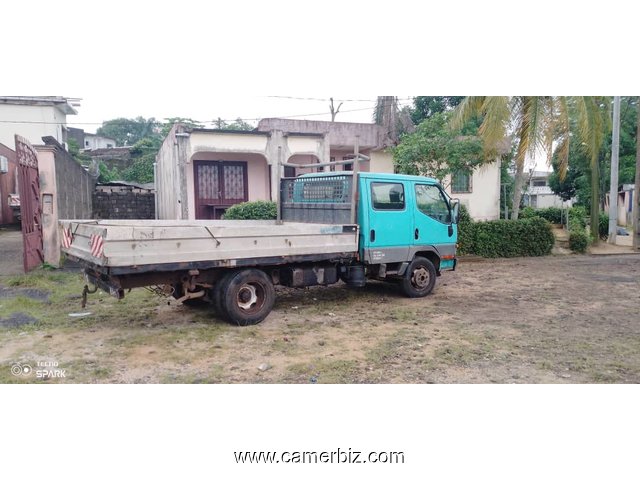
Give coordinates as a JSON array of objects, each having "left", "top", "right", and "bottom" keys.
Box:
[
  {"left": 400, "top": 257, "right": 437, "bottom": 298},
  {"left": 221, "top": 269, "right": 275, "bottom": 326},
  {"left": 212, "top": 271, "right": 235, "bottom": 316}
]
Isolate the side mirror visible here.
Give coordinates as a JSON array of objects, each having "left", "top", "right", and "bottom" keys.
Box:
[{"left": 451, "top": 199, "right": 460, "bottom": 224}]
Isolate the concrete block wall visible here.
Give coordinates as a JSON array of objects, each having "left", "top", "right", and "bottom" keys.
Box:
[{"left": 93, "top": 191, "right": 155, "bottom": 219}]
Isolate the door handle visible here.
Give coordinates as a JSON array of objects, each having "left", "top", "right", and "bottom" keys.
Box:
[
  {"left": 415, "top": 228, "right": 419, "bottom": 240},
  {"left": 370, "top": 229, "right": 376, "bottom": 242}
]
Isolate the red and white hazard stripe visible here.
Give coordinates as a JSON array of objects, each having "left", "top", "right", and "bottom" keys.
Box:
[
  {"left": 61, "top": 228, "right": 73, "bottom": 249},
  {"left": 90, "top": 234, "right": 104, "bottom": 258}
]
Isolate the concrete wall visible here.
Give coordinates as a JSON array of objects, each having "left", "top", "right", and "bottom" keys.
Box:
[
  {"left": 0, "top": 143, "right": 18, "bottom": 224},
  {"left": 444, "top": 161, "right": 501, "bottom": 221},
  {"left": 33, "top": 147, "right": 59, "bottom": 266},
  {"left": 93, "top": 190, "right": 155, "bottom": 219},
  {"left": 35, "top": 143, "right": 95, "bottom": 266},
  {"left": 155, "top": 126, "right": 183, "bottom": 220},
  {"left": 258, "top": 118, "right": 387, "bottom": 150},
  {"left": 0, "top": 104, "right": 68, "bottom": 149},
  {"left": 369, "top": 150, "right": 394, "bottom": 173}
]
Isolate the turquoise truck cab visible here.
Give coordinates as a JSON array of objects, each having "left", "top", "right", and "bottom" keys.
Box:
[
  {"left": 290, "top": 171, "right": 460, "bottom": 298},
  {"left": 357, "top": 172, "right": 458, "bottom": 272}
]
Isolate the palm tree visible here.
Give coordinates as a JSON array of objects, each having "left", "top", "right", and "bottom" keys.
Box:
[{"left": 451, "top": 97, "right": 609, "bottom": 239}]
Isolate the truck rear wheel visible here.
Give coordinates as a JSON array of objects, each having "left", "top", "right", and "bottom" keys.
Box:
[
  {"left": 401, "top": 257, "right": 436, "bottom": 298},
  {"left": 221, "top": 269, "right": 275, "bottom": 326}
]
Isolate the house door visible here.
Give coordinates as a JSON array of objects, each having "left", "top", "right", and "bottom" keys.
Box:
[
  {"left": 194, "top": 161, "right": 248, "bottom": 219},
  {"left": 15, "top": 135, "right": 44, "bottom": 272}
]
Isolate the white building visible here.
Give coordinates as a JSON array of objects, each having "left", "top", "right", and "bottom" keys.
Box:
[
  {"left": 0, "top": 96, "right": 79, "bottom": 149},
  {"left": 523, "top": 170, "right": 570, "bottom": 209},
  {"left": 83, "top": 132, "right": 116, "bottom": 150},
  {"left": 443, "top": 162, "right": 501, "bottom": 221}
]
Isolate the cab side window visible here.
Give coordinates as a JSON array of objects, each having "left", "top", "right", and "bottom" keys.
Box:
[
  {"left": 415, "top": 184, "right": 451, "bottom": 223},
  {"left": 371, "top": 182, "right": 405, "bottom": 211}
]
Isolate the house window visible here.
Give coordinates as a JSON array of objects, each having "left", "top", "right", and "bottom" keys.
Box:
[
  {"left": 85, "top": 140, "right": 89, "bottom": 147},
  {"left": 343, "top": 156, "right": 353, "bottom": 172},
  {"left": 330, "top": 157, "right": 336, "bottom": 172},
  {"left": 533, "top": 180, "right": 546, "bottom": 187},
  {"left": 106, "top": 143, "right": 114, "bottom": 149},
  {"left": 371, "top": 182, "right": 405, "bottom": 211},
  {"left": 451, "top": 171, "right": 471, "bottom": 193}
]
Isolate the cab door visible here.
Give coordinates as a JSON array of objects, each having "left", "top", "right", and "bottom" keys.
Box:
[
  {"left": 413, "top": 182, "right": 456, "bottom": 259},
  {"left": 362, "top": 179, "right": 413, "bottom": 264}
]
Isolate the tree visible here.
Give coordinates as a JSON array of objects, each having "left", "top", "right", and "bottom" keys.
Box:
[
  {"left": 410, "top": 96, "right": 465, "bottom": 124},
  {"left": 393, "top": 112, "right": 483, "bottom": 186},
  {"left": 634, "top": 97, "right": 640, "bottom": 250},
  {"left": 97, "top": 117, "right": 159, "bottom": 146},
  {"left": 451, "top": 97, "right": 610, "bottom": 237},
  {"left": 210, "top": 117, "right": 254, "bottom": 131},
  {"left": 120, "top": 137, "right": 162, "bottom": 184},
  {"left": 160, "top": 117, "right": 204, "bottom": 137},
  {"left": 67, "top": 138, "right": 92, "bottom": 167},
  {"left": 329, "top": 98, "right": 343, "bottom": 122},
  {"left": 224, "top": 118, "right": 254, "bottom": 131},
  {"left": 374, "top": 96, "right": 414, "bottom": 144}
]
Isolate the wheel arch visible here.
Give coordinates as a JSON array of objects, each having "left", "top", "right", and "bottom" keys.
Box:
[{"left": 413, "top": 250, "right": 441, "bottom": 272}]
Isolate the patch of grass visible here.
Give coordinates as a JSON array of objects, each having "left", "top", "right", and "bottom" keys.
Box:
[
  {"left": 286, "top": 359, "right": 360, "bottom": 384},
  {"left": 433, "top": 343, "right": 491, "bottom": 367}
]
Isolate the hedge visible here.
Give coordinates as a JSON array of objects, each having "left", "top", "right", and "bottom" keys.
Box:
[
  {"left": 520, "top": 206, "right": 562, "bottom": 224},
  {"left": 223, "top": 201, "right": 277, "bottom": 220},
  {"left": 458, "top": 206, "right": 555, "bottom": 258}
]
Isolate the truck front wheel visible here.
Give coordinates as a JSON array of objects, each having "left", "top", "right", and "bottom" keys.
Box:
[
  {"left": 221, "top": 269, "right": 275, "bottom": 326},
  {"left": 401, "top": 257, "right": 437, "bottom": 298}
]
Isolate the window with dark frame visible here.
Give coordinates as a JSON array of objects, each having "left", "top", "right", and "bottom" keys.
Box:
[
  {"left": 371, "top": 182, "right": 405, "bottom": 211},
  {"left": 451, "top": 171, "right": 471, "bottom": 193}
]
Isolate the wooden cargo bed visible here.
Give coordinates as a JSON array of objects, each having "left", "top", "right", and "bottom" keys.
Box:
[{"left": 59, "top": 220, "right": 359, "bottom": 274}]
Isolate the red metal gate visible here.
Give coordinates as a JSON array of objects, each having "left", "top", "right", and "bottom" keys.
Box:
[{"left": 15, "top": 135, "right": 44, "bottom": 272}]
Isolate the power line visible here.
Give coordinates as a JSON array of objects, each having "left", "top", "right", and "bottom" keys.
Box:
[{"left": 0, "top": 98, "right": 416, "bottom": 127}]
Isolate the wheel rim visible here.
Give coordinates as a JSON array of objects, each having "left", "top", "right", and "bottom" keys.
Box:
[
  {"left": 236, "top": 283, "right": 265, "bottom": 312},
  {"left": 411, "top": 266, "right": 430, "bottom": 290}
]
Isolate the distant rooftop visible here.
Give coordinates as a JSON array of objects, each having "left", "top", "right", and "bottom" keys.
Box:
[{"left": 0, "top": 96, "right": 80, "bottom": 115}]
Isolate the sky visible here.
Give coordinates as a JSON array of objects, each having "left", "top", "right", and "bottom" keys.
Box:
[{"left": 69, "top": 95, "right": 415, "bottom": 133}]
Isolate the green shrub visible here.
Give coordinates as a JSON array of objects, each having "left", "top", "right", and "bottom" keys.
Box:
[
  {"left": 519, "top": 206, "right": 562, "bottom": 224},
  {"left": 569, "top": 230, "right": 589, "bottom": 253},
  {"left": 470, "top": 217, "right": 555, "bottom": 258},
  {"left": 568, "top": 206, "right": 587, "bottom": 231},
  {"left": 598, "top": 213, "right": 609, "bottom": 240},
  {"left": 519, "top": 206, "right": 537, "bottom": 219},
  {"left": 456, "top": 204, "right": 475, "bottom": 255},
  {"left": 223, "top": 201, "right": 277, "bottom": 220}
]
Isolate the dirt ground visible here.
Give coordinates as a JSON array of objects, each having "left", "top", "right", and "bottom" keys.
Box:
[
  {"left": 0, "top": 227, "right": 23, "bottom": 277},
  {"left": 1, "top": 253, "right": 639, "bottom": 384}
]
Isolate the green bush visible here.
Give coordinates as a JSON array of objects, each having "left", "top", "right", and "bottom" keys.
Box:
[
  {"left": 568, "top": 206, "right": 587, "bottom": 231},
  {"left": 519, "top": 206, "right": 562, "bottom": 224},
  {"left": 598, "top": 213, "right": 609, "bottom": 241},
  {"left": 569, "top": 230, "right": 589, "bottom": 253},
  {"left": 457, "top": 204, "right": 475, "bottom": 255},
  {"left": 223, "top": 201, "right": 277, "bottom": 220},
  {"left": 471, "top": 217, "right": 555, "bottom": 258}
]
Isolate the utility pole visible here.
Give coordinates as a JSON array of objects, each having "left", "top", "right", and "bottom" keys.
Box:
[
  {"left": 608, "top": 96, "right": 621, "bottom": 243},
  {"left": 633, "top": 97, "right": 640, "bottom": 250},
  {"left": 329, "top": 98, "right": 343, "bottom": 122}
]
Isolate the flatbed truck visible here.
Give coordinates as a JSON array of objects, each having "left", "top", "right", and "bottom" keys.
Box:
[{"left": 60, "top": 171, "right": 460, "bottom": 326}]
